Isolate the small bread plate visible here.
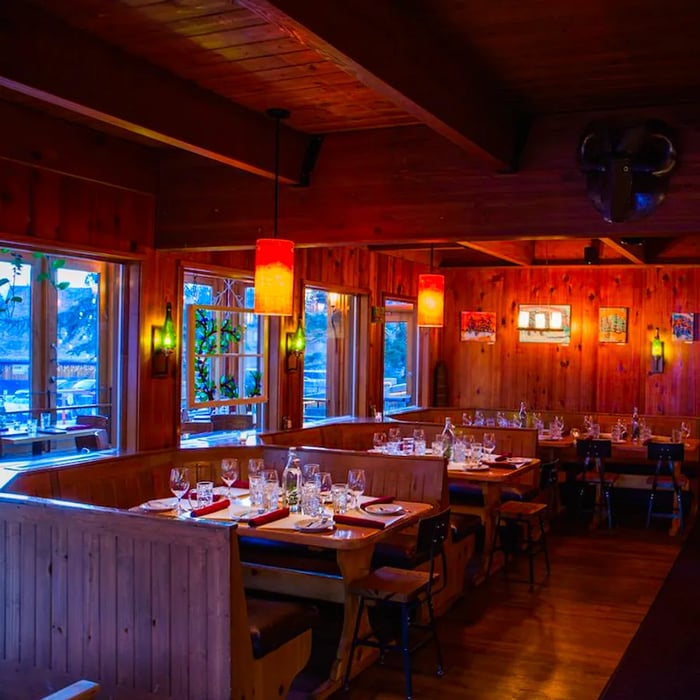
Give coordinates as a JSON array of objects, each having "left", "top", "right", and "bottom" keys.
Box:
[
  {"left": 463, "top": 463, "right": 491, "bottom": 472},
  {"left": 363, "top": 503, "right": 405, "bottom": 516},
  {"left": 294, "top": 517, "right": 335, "bottom": 532},
  {"left": 140, "top": 498, "right": 177, "bottom": 512}
]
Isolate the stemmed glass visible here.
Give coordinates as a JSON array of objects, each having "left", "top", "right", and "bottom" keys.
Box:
[
  {"left": 347, "top": 468, "right": 366, "bottom": 510},
  {"left": 169, "top": 466, "right": 190, "bottom": 514},
  {"left": 681, "top": 421, "right": 691, "bottom": 446},
  {"left": 318, "top": 472, "right": 333, "bottom": 506},
  {"left": 483, "top": 432, "right": 496, "bottom": 458},
  {"left": 221, "top": 458, "right": 239, "bottom": 499}
]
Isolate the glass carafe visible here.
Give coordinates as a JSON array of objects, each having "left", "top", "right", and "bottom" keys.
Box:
[{"left": 281, "top": 447, "right": 302, "bottom": 512}]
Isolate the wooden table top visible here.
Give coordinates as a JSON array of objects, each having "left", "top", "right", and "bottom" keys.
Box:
[
  {"left": 539, "top": 435, "right": 699, "bottom": 458},
  {"left": 447, "top": 458, "right": 540, "bottom": 483}
]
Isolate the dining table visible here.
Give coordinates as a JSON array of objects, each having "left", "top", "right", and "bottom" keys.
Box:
[
  {"left": 447, "top": 457, "right": 541, "bottom": 575},
  {"left": 135, "top": 489, "right": 432, "bottom": 699}
]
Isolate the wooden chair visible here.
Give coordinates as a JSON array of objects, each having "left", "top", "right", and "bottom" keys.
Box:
[
  {"left": 344, "top": 509, "right": 450, "bottom": 700},
  {"left": 74, "top": 414, "right": 110, "bottom": 452},
  {"left": 647, "top": 441, "right": 687, "bottom": 530},
  {"left": 576, "top": 439, "right": 617, "bottom": 528},
  {"left": 487, "top": 500, "right": 550, "bottom": 587}
]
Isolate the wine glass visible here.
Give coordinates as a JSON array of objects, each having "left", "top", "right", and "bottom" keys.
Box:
[
  {"left": 347, "top": 468, "right": 366, "bottom": 510},
  {"left": 248, "top": 458, "right": 265, "bottom": 477},
  {"left": 169, "top": 466, "right": 190, "bottom": 514},
  {"left": 318, "top": 471, "right": 333, "bottom": 506},
  {"left": 483, "top": 432, "right": 496, "bottom": 457},
  {"left": 681, "top": 421, "right": 691, "bottom": 446},
  {"left": 220, "top": 458, "right": 239, "bottom": 498}
]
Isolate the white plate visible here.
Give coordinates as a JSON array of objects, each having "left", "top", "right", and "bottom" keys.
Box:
[
  {"left": 294, "top": 518, "right": 335, "bottom": 532},
  {"left": 363, "top": 503, "right": 405, "bottom": 516},
  {"left": 141, "top": 498, "right": 177, "bottom": 512}
]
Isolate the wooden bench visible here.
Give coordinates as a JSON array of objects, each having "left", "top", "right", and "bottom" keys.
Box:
[{"left": 0, "top": 493, "right": 314, "bottom": 700}]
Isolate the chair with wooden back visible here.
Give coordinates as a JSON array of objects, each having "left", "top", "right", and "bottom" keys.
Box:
[
  {"left": 74, "top": 414, "right": 110, "bottom": 452},
  {"left": 343, "top": 508, "right": 451, "bottom": 700}
]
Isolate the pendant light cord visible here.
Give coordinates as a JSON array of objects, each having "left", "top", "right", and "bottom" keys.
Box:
[{"left": 266, "top": 107, "right": 290, "bottom": 240}]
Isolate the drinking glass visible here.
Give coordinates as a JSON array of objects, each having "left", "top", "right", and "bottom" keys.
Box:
[
  {"left": 188, "top": 480, "right": 214, "bottom": 510},
  {"left": 249, "top": 473, "right": 264, "bottom": 512},
  {"left": 40, "top": 412, "right": 52, "bottom": 430},
  {"left": 347, "top": 468, "right": 366, "bottom": 510},
  {"left": 373, "top": 432, "right": 387, "bottom": 452},
  {"left": 169, "top": 466, "right": 191, "bottom": 514},
  {"left": 483, "top": 432, "right": 496, "bottom": 457},
  {"left": 262, "top": 469, "right": 280, "bottom": 511},
  {"left": 248, "top": 458, "right": 265, "bottom": 477},
  {"left": 318, "top": 471, "right": 333, "bottom": 504},
  {"left": 471, "top": 442, "right": 483, "bottom": 464},
  {"left": 301, "top": 481, "right": 322, "bottom": 516},
  {"left": 331, "top": 483, "right": 349, "bottom": 514},
  {"left": 301, "top": 462, "right": 320, "bottom": 485},
  {"left": 220, "top": 458, "right": 239, "bottom": 498}
]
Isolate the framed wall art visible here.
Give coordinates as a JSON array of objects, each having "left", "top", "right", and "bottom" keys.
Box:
[
  {"left": 460, "top": 311, "right": 497, "bottom": 343},
  {"left": 517, "top": 304, "right": 571, "bottom": 345},
  {"left": 671, "top": 312, "right": 695, "bottom": 342},
  {"left": 599, "top": 306, "right": 628, "bottom": 343}
]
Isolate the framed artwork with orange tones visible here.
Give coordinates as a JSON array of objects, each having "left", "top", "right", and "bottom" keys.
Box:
[
  {"left": 460, "top": 311, "right": 496, "bottom": 343},
  {"left": 599, "top": 307, "right": 628, "bottom": 343}
]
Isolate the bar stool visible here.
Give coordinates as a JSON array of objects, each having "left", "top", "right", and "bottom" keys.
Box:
[
  {"left": 344, "top": 509, "right": 450, "bottom": 700},
  {"left": 486, "top": 500, "right": 550, "bottom": 587},
  {"left": 576, "top": 438, "right": 617, "bottom": 528},
  {"left": 646, "top": 441, "right": 687, "bottom": 531}
]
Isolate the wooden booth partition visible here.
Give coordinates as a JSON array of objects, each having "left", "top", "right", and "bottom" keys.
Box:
[{"left": 0, "top": 493, "right": 312, "bottom": 700}]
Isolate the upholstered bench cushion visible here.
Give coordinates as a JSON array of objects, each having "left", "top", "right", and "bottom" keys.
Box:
[
  {"left": 500, "top": 484, "right": 540, "bottom": 502},
  {"left": 372, "top": 533, "right": 427, "bottom": 569},
  {"left": 247, "top": 597, "right": 318, "bottom": 659},
  {"left": 239, "top": 537, "right": 340, "bottom": 576},
  {"left": 448, "top": 483, "right": 483, "bottom": 506}
]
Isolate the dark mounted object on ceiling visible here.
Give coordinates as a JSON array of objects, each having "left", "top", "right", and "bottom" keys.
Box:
[
  {"left": 584, "top": 245, "right": 599, "bottom": 265},
  {"left": 578, "top": 120, "right": 677, "bottom": 223}
]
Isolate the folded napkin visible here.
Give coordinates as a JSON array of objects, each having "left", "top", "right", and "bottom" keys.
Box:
[
  {"left": 360, "top": 496, "right": 395, "bottom": 512},
  {"left": 190, "top": 498, "right": 230, "bottom": 518},
  {"left": 233, "top": 479, "right": 249, "bottom": 489},
  {"left": 494, "top": 452, "right": 512, "bottom": 461},
  {"left": 248, "top": 507, "right": 289, "bottom": 527},
  {"left": 333, "top": 513, "right": 387, "bottom": 530},
  {"left": 185, "top": 492, "right": 224, "bottom": 502}
]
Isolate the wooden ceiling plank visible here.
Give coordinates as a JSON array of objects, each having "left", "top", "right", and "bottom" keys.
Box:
[
  {"left": 600, "top": 237, "right": 647, "bottom": 264},
  {"left": 458, "top": 240, "right": 534, "bottom": 266},
  {"left": 0, "top": 0, "right": 308, "bottom": 182},
  {"left": 238, "top": 0, "right": 518, "bottom": 169}
]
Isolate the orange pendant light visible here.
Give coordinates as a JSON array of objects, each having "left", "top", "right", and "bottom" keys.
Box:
[
  {"left": 254, "top": 108, "right": 294, "bottom": 316},
  {"left": 417, "top": 247, "right": 444, "bottom": 327},
  {"left": 254, "top": 238, "right": 294, "bottom": 315}
]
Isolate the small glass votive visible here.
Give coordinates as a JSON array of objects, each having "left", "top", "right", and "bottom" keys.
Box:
[{"left": 331, "top": 483, "right": 349, "bottom": 514}]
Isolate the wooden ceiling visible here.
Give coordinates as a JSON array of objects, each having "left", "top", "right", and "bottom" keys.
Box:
[{"left": 2, "top": 0, "right": 700, "bottom": 267}]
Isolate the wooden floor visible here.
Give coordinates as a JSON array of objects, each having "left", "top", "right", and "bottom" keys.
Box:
[{"left": 333, "top": 516, "right": 682, "bottom": 700}]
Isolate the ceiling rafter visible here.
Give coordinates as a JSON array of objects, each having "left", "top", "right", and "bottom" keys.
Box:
[
  {"left": 238, "top": 0, "right": 518, "bottom": 169},
  {"left": 0, "top": 0, "right": 309, "bottom": 183},
  {"left": 600, "top": 238, "right": 647, "bottom": 264},
  {"left": 457, "top": 240, "right": 534, "bottom": 266}
]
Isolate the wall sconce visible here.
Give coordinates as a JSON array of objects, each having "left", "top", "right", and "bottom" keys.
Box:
[
  {"left": 650, "top": 327, "right": 664, "bottom": 374},
  {"left": 152, "top": 302, "right": 176, "bottom": 378},
  {"left": 285, "top": 316, "right": 306, "bottom": 372}
]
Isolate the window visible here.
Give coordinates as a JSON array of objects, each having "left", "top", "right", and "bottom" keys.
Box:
[
  {"left": 181, "top": 271, "right": 266, "bottom": 440},
  {"left": 303, "top": 287, "right": 359, "bottom": 423},
  {"left": 0, "top": 249, "right": 124, "bottom": 463},
  {"left": 383, "top": 298, "right": 418, "bottom": 414}
]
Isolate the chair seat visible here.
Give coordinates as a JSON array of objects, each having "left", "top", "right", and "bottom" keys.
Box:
[
  {"left": 350, "top": 567, "right": 435, "bottom": 603},
  {"left": 500, "top": 484, "right": 540, "bottom": 502},
  {"left": 646, "top": 475, "right": 689, "bottom": 488},
  {"left": 497, "top": 500, "right": 548, "bottom": 520},
  {"left": 578, "top": 470, "right": 619, "bottom": 485}
]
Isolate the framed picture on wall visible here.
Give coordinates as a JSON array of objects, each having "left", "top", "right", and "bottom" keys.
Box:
[
  {"left": 460, "top": 311, "right": 497, "bottom": 343},
  {"left": 671, "top": 312, "right": 695, "bottom": 342},
  {"left": 599, "top": 306, "right": 628, "bottom": 343},
  {"left": 517, "top": 304, "right": 571, "bottom": 345}
]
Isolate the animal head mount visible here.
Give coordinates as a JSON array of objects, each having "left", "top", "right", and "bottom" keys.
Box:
[{"left": 578, "top": 120, "right": 677, "bottom": 223}]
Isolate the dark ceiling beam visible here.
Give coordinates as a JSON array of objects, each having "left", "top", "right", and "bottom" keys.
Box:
[
  {"left": 457, "top": 240, "right": 534, "bottom": 266},
  {"left": 0, "top": 0, "right": 308, "bottom": 183},
  {"left": 600, "top": 237, "right": 647, "bottom": 264},
  {"left": 238, "top": 0, "right": 518, "bottom": 169}
]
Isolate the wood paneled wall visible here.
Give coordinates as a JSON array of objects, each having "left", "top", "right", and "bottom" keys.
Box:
[{"left": 442, "top": 266, "right": 700, "bottom": 416}]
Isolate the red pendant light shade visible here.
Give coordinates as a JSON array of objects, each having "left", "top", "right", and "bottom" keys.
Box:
[
  {"left": 417, "top": 273, "right": 445, "bottom": 327},
  {"left": 254, "top": 238, "right": 295, "bottom": 316}
]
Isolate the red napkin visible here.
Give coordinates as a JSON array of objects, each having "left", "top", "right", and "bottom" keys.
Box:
[
  {"left": 248, "top": 507, "right": 290, "bottom": 527},
  {"left": 333, "top": 514, "right": 387, "bottom": 530},
  {"left": 190, "top": 498, "right": 230, "bottom": 518},
  {"left": 495, "top": 453, "right": 512, "bottom": 461},
  {"left": 233, "top": 479, "right": 249, "bottom": 489},
  {"left": 360, "top": 496, "right": 394, "bottom": 512}
]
